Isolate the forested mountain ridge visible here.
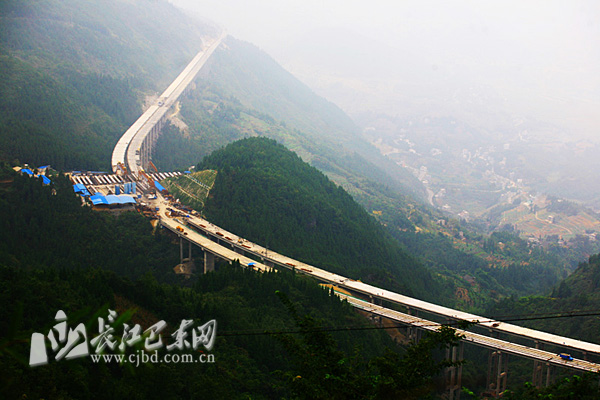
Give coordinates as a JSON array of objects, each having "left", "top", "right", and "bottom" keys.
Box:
[
  {"left": 1, "top": 0, "right": 431, "bottom": 230},
  {"left": 160, "top": 135, "right": 590, "bottom": 312},
  {"left": 3, "top": 0, "right": 595, "bottom": 310},
  {"left": 149, "top": 34, "right": 596, "bottom": 306},
  {"left": 154, "top": 35, "right": 428, "bottom": 209},
  {"left": 196, "top": 137, "right": 446, "bottom": 301},
  {"left": 0, "top": 0, "right": 216, "bottom": 170},
  {"left": 2, "top": 0, "right": 600, "bottom": 395},
  {"left": 488, "top": 254, "right": 600, "bottom": 344},
  {"left": 0, "top": 164, "right": 472, "bottom": 399}
]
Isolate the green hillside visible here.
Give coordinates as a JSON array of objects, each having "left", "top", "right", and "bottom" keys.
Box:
[
  {"left": 153, "top": 36, "right": 427, "bottom": 208},
  {"left": 2, "top": 0, "right": 592, "bottom": 308},
  {"left": 488, "top": 254, "right": 600, "bottom": 344},
  {"left": 0, "top": 164, "right": 471, "bottom": 399},
  {"left": 0, "top": 0, "right": 216, "bottom": 170},
  {"left": 197, "top": 137, "right": 447, "bottom": 301}
]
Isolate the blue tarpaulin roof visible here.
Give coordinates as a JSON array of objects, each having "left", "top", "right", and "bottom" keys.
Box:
[
  {"left": 154, "top": 181, "right": 166, "bottom": 192},
  {"left": 114, "top": 195, "right": 136, "bottom": 204},
  {"left": 92, "top": 194, "right": 136, "bottom": 205},
  {"left": 40, "top": 175, "right": 51, "bottom": 185},
  {"left": 21, "top": 169, "right": 33, "bottom": 176},
  {"left": 73, "top": 184, "right": 90, "bottom": 197},
  {"left": 184, "top": 171, "right": 191, "bottom": 174},
  {"left": 90, "top": 194, "right": 107, "bottom": 205},
  {"left": 105, "top": 195, "right": 121, "bottom": 204},
  {"left": 38, "top": 165, "right": 50, "bottom": 170}
]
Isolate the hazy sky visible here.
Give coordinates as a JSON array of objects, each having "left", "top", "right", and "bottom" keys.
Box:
[{"left": 170, "top": 0, "right": 600, "bottom": 140}]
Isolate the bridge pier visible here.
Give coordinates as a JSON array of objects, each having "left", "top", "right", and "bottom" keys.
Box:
[
  {"left": 139, "top": 115, "right": 165, "bottom": 171},
  {"left": 259, "top": 257, "right": 275, "bottom": 269},
  {"left": 368, "top": 295, "right": 382, "bottom": 306},
  {"left": 178, "top": 237, "right": 193, "bottom": 264},
  {"left": 445, "top": 341, "right": 464, "bottom": 400},
  {"left": 179, "top": 236, "right": 184, "bottom": 263},
  {"left": 532, "top": 341, "right": 544, "bottom": 388},
  {"left": 204, "top": 251, "right": 215, "bottom": 273},
  {"left": 407, "top": 326, "right": 422, "bottom": 343},
  {"left": 486, "top": 350, "right": 508, "bottom": 397},
  {"left": 533, "top": 362, "right": 554, "bottom": 388}
]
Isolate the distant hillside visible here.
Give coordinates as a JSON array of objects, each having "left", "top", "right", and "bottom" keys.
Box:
[
  {"left": 489, "top": 194, "right": 600, "bottom": 240},
  {"left": 154, "top": 35, "right": 427, "bottom": 203},
  {"left": 172, "top": 137, "right": 587, "bottom": 309},
  {"left": 488, "top": 254, "right": 600, "bottom": 344},
  {"left": 0, "top": 0, "right": 216, "bottom": 170},
  {"left": 197, "top": 137, "right": 447, "bottom": 301},
  {"left": 0, "top": 165, "right": 396, "bottom": 398}
]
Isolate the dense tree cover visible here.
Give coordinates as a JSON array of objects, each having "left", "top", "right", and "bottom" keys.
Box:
[
  {"left": 0, "top": 169, "right": 179, "bottom": 280},
  {"left": 391, "top": 229, "right": 571, "bottom": 308},
  {"left": 197, "top": 137, "right": 448, "bottom": 302},
  {"left": 152, "top": 57, "right": 596, "bottom": 310},
  {"left": 501, "top": 374, "right": 600, "bottom": 400},
  {"left": 275, "top": 291, "right": 465, "bottom": 400},
  {"left": 0, "top": 0, "right": 215, "bottom": 169},
  {"left": 154, "top": 35, "right": 424, "bottom": 194},
  {"left": 0, "top": 54, "right": 135, "bottom": 169},
  {"left": 153, "top": 90, "right": 271, "bottom": 171},
  {"left": 0, "top": 264, "right": 391, "bottom": 399},
  {"left": 546, "top": 196, "right": 588, "bottom": 217},
  {"left": 0, "top": 166, "right": 467, "bottom": 399},
  {"left": 206, "top": 36, "right": 426, "bottom": 198},
  {"left": 0, "top": 262, "right": 468, "bottom": 399},
  {"left": 486, "top": 254, "right": 600, "bottom": 344}
]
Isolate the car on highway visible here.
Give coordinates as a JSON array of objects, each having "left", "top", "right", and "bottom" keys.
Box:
[{"left": 558, "top": 353, "right": 573, "bottom": 361}]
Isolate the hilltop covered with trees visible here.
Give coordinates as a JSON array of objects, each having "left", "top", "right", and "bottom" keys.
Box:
[
  {"left": 0, "top": 163, "right": 471, "bottom": 399},
  {"left": 197, "top": 137, "right": 446, "bottom": 301}
]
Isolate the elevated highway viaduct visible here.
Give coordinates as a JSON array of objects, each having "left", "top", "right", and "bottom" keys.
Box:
[
  {"left": 150, "top": 194, "right": 600, "bottom": 397},
  {"left": 111, "top": 32, "right": 226, "bottom": 178},
  {"left": 109, "top": 32, "right": 600, "bottom": 398}
]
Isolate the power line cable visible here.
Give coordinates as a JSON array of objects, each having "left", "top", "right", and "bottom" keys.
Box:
[{"left": 217, "top": 309, "right": 600, "bottom": 338}]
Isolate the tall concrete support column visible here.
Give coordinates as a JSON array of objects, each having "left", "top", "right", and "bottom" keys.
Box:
[
  {"left": 407, "top": 326, "right": 422, "bottom": 343},
  {"left": 487, "top": 351, "right": 508, "bottom": 397},
  {"left": 545, "top": 363, "right": 554, "bottom": 387},
  {"left": 204, "top": 251, "right": 215, "bottom": 273},
  {"left": 179, "top": 236, "right": 184, "bottom": 264},
  {"left": 141, "top": 139, "right": 147, "bottom": 171},
  {"left": 141, "top": 140, "right": 145, "bottom": 171},
  {"left": 445, "top": 341, "right": 464, "bottom": 400},
  {"left": 144, "top": 136, "right": 150, "bottom": 169},
  {"left": 532, "top": 341, "right": 544, "bottom": 387}
]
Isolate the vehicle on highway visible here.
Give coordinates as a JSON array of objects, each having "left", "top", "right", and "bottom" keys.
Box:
[{"left": 558, "top": 353, "right": 573, "bottom": 361}]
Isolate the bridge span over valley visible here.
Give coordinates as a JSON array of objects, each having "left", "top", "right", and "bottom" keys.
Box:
[{"left": 95, "top": 30, "right": 600, "bottom": 399}]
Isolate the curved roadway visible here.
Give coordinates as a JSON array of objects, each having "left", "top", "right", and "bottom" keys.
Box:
[
  {"left": 110, "top": 32, "right": 600, "bottom": 374},
  {"left": 111, "top": 32, "right": 226, "bottom": 176},
  {"left": 147, "top": 194, "right": 600, "bottom": 370}
]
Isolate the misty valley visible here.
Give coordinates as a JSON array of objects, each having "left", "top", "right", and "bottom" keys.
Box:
[{"left": 1, "top": 0, "right": 600, "bottom": 399}]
